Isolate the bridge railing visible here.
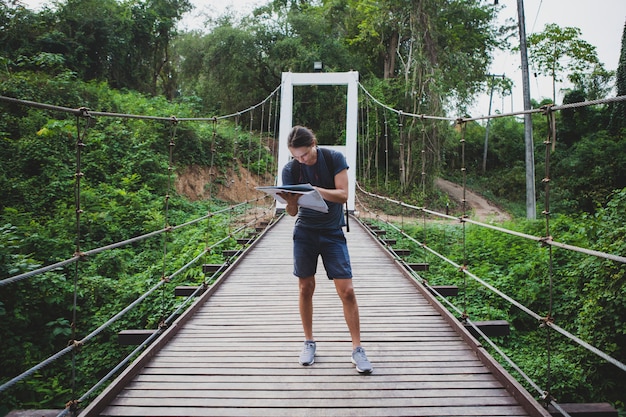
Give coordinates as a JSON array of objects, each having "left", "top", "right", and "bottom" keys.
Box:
[
  {"left": 353, "top": 91, "right": 626, "bottom": 417},
  {"left": 0, "top": 92, "right": 280, "bottom": 415}
]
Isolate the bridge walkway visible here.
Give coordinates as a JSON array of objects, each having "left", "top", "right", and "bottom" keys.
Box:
[{"left": 81, "top": 215, "right": 549, "bottom": 417}]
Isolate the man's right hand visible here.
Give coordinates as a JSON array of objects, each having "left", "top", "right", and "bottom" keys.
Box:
[{"left": 278, "top": 192, "right": 301, "bottom": 216}]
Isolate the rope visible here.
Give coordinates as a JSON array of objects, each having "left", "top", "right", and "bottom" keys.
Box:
[
  {"left": 258, "top": 101, "right": 265, "bottom": 179},
  {"left": 247, "top": 110, "right": 253, "bottom": 193},
  {"left": 357, "top": 184, "right": 626, "bottom": 374},
  {"left": 358, "top": 83, "right": 456, "bottom": 122},
  {"left": 271, "top": 92, "right": 281, "bottom": 185},
  {"left": 356, "top": 183, "right": 626, "bottom": 265},
  {"left": 542, "top": 105, "right": 556, "bottom": 401},
  {"left": 0, "top": 202, "right": 268, "bottom": 395},
  {"left": 459, "top": 120, "right": 469, "bottom": 319},
  {"left": 384, "top": 110, "right": 389, "bottom": 187},
  {"left": 0, "top": 86, "right": 281, "bottom": 124},
  {"left": 70, "top": 108, "right": 91, "bottom": 406},
  {"left": 398, "top": 111, "right": 406, "bottom": 191},
  {"left": 55, "top": 208, "right": 275, "bottom": 413},
  {"left": 0, "top": 91, "right": 278, "bottom": 412},
  {"left": 2, "top": 90, "right": 623, "bottom": 125},
  {"left": 159, "top": 118, "right": 178, "bottom": 326},
  {"left": 0, "top": 201, "right": 265, "bottom": 288}
]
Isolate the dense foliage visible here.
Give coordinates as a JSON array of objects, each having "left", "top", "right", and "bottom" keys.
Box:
[
  {"left": 1, "top": 0, "right": 625, "bottom": 414},
  {"left": 367, "top": 188, "right": 626, "bottom": 411},
  {"left": 0, "top": 74, "right": 274, "bottom": 413}
]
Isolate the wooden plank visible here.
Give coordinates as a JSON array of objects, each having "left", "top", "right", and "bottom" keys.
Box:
[
  {"left": 201, "top": 263, "right": 224, "bottom": 273},
  {"left": 406, "top": 262, "right": 429, "bottom": 271},
  {"left": 429, "top": 285, "right": 459, "bottom": 297},
  {"left": 464, "top": 320, "right": 511, "bottom": 338},
  {"left": 131, "top": 372, "right": 500, "bottom": 384},
  {"left": 115, "top": 388, "right": 513, "bottom": 399},
  {"left": 6, "top": 410, "right": 63, "bottom": 417},
  {"left": 117, "top": 330, "right": 155, "bottom": 345},
  {"left": 101, "top": 405, "right": 531, "bottom": 417},
  {"left": 125, "top": 380, "right": 507, "bottom": 391},
  {"left": 108, "top": 396, "right": 520, "bottom": 407},
  {"left": 173, "top": 285, "right": 205, "bottom": 297},
  {"left": 547, "top": 403, "right": 618, "bottom": 417}
]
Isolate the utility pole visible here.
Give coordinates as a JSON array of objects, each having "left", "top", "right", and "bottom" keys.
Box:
[{"left": 516, "top": 0, "right": 536, "bottom": 219}]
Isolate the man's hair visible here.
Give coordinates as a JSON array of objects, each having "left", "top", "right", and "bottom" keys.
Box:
[{"left": 287, "top": 125, "right": 317, "bottom": 148}]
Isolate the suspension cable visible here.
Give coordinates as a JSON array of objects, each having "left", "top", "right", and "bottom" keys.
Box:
[
  {"left": 70, "top": 108, "right": 91, "bottom": 408},
  {"left": 0, "top": 201, "right": 267, "bottom": 395},
  {"left": 357, "top": 183, "right": 626, "bottom": 265},
  {"left": 0, "top": 92, "right": 278, "bottom": 411},
  {"left": 357, "top": 185, "right": 626, "bottom": 374},
  {"left": 383, "top": 110, "right": 389, "bottom": 188},
  {"left": 542, "top": 104, "right": 556, "bottom": 402},
  {"left": 159, "top": 118, "right": 178, "bottom": 327},
  {"left": 458, "top": 120, "right": 469, "bottom": 319}
]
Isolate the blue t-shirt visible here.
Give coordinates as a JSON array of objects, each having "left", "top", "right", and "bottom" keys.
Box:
[{"left": 282, "top": 147, "right": 348, "bottom": 230}]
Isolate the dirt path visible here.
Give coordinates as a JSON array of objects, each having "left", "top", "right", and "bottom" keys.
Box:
[
  {"left": 356, "top": 178, "right": 510, "bottom": 224},
  {"left": 435, "top": 178, "right": 510, "bottom": 222}
]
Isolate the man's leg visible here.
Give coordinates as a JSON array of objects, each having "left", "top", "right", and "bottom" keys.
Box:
[
  {"left": 299, "top": 276, "right": 316, "bottom": 341},
  {"left": 335, "top": 278, "right": 373, "bottom": 374},
  {"left": 333, "top": 278, "right": 361, "bottom": 349},
  {"left": 298, "top": 276, "right": 316, "bottom": 366}
]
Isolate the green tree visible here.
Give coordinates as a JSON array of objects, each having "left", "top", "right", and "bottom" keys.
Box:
[
  {"left": 345, "top": 0, "right": 500, "bottom": 190},
  {"left": 527, "top": 23, "right": 600, "bottom": 104}
]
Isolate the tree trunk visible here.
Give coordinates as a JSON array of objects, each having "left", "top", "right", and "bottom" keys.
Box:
[{"left": 383, "top": 32, "right": 399, "bottom": 79}]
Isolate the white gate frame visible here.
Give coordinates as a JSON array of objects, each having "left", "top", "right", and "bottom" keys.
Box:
[{"left": 276, "top": 71, "right": 359, "bottom": 212}]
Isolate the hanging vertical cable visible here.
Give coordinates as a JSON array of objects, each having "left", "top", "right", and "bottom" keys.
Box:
[
  {"left": 398, "top": 111, "right": 406, "bottom": 192},
  {"left": 204, "top": 117, "right": 218, "bottom": 285},
  {"left": 383, "top": 110, "right": 389, "bottom": 188},
  {"left": 69, "top": 107, "right": 91, "bottom": 415},
  {"left": 459, "top": 119, "right": 469, "bottom": 320},
  {"left": 420, "top": 116, "right": 428, "bottom": 254},
  {"left": 374, "top": 105, "right": 379, "bottom": 186},
  {"left": 159, "top": 117, "right": 178, "bottom": 327},
  {"left": 209, "top": 117, "right": 218, "bottom": 201},
  {"left": 541, "top": 104, "right": 557, "bottom": 405}
]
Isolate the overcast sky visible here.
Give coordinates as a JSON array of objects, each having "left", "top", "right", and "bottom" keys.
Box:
[
  {"left": 20, "top": 0, "right": 626, "bottom": 115},
  {"left": 488, "top": 0, "right": 625, "bottom": 115}
]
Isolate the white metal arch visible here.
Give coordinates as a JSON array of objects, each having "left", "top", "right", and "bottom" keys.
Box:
[{"left": 276, "top": 71, "right": 359, "bottom": 212}]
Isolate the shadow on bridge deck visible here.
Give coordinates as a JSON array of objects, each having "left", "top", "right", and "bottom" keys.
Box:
[{"left": 81, "top": 215, "right": 550, "bottom": 417}]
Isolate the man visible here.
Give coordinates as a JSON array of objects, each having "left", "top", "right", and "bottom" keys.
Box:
[{"left": 279, "top": 125, "right": 372, "bottom": 374}]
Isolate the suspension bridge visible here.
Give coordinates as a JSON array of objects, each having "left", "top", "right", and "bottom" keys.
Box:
[{"left": 1, "top": 72, "right": 625, "bottom": 417}]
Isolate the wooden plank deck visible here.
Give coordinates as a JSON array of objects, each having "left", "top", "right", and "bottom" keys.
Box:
[{"left": 81, "top": 215, "right": 550, "bottom": 417}]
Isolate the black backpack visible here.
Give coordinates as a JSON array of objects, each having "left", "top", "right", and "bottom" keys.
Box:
[{"left": 290, "top": 147, "right": 350, "bottom": 232}]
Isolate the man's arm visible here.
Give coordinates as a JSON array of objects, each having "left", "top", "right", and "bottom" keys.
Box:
[{"left": 315, "top": 169, "right": 348, "bottom": 204}]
